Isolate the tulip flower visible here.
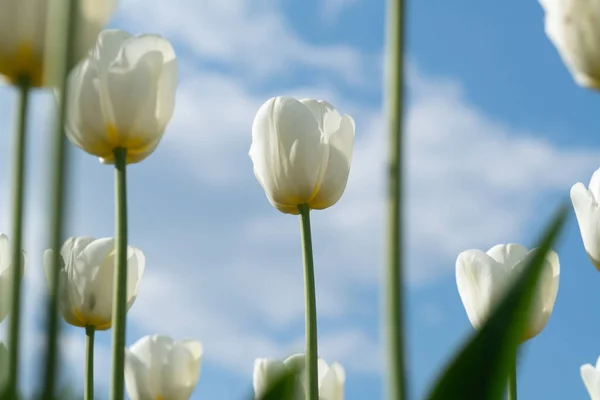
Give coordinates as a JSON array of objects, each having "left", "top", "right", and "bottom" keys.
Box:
[
  {"left": 124, "top": 335, "right": 203, "bottom": 400},
  {"left": 456, "top": 243, "right": 559, "bottom": 341},
  {"left": 249, "top": 96, "right": 355, "bottom": 214},
  {"left": 0, "top": 0, "right": 117, "bottom": 86},
  {"left": 65, "top": 29, "right": 178, "bottom": 164},
  {"left": 253, "top": 354, "right": 345, "bottom": 400},
  {"left": 571, "top": 168, "right": 600, "bottom": 271},
  {"left": 539, "top": 0, "right": 600, "bottom": 90},
  {"left": 582, "top": 356, "right": 600, "bottom": 400},
  {"left": 43, "top": 236, "right": 145, "bottom": 330},
  {"left": 0, "top": 234, "right": 26, "bottom": 323}
]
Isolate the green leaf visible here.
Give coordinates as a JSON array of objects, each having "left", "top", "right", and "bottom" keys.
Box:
[
  {"left": 425, "top": 204, "right": 569, "bottom": 400},
  {"left": 251, "top": 363, "right": 302, "bottom": 400}
]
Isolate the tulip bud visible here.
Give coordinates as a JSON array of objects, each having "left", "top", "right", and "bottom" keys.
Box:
[
  {"left": 456, "top": 243, "right": 559, "bottom": 342},
  {"left": 0, "top": 0, "right": 117, "bottom": 86},
  {"left": 249, "top": 96, "right": 354, "bottom": 214},
  {"left": 65, "top": 29, "right": 178, "bottom": 164},
  {"left": 539, "top": 0, "right": 600, "bottom": 90},
  {"left": 0, "top": 234, "right": 27, "bottom": 323},
  {"left": 44, "top": 236, "right": 145, "bottom": 330},
  {"left": 581, "top": 356, "right": 600, "bottom": 400},
  {"left": 125, "top": 335, "right": 203, "bottom": 400},
  {"left": 571, "top": 168, "right": 600, "bottom": 270},
  {"left": 253, "top": 354, "right": 345, "bottom": 400}
]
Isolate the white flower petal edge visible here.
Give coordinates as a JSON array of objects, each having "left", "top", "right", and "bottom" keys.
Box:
[
  {"left": 581, "top": 356, "right": 600, "bottom": 400},
  {"left": 539, "top": 0, "right": 600, "bottom": 90},
  {"left": 571, "top": 168, "right": 600, "bottom": 270},
  {"left": 125, "top": 335, "right": 203, "bottom": 400}
]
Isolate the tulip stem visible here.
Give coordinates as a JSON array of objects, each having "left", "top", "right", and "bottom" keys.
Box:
[
  {"left": 6, "top": 76, "right": 30, "bottom": 399},
  {"left": 384, "top": 0, "right": 406, "bottom": 398},
  {"left": 298, "top": 204, "right": 319, "bottom": 400},
  {"left": 85, "top": 326, "right": 95, "bottom": 400},
  {"left": 110, "top": 147, "right": 128, "bottom": 400},
  {"left": 43, "top": 0, "right": 80, "bottom": 396},
  {"left": 507, "top": 362, "right": 517, "bottom": 400}
]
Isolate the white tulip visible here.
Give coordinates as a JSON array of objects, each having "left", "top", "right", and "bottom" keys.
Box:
[
  {"left": 0, "top": 0, "right": 117, "bottom": 86},
  {"left": 456, "top": 243, "right": 559, "bottom": 341},
  {"left": 125, "top": 335, "right": 203, "bottom": 400},
  {"left": 539, "top": 0, "right": 600, "bottom": 90},
  {"left": 249, "top": 96, "right": 354, "bottom": 214},
  {"left": 582, "top": 356, "right": 600, "bottom": 400},
  {"left": 66, "top": 29, "right": 178, "bottom": 164},
  {"left": 0, "top": 234, "right": 27, "bottom": 323},
  {"left": 44, "top": 236, "right": 145, "bottom": 330},
  {"left": 253, "top": 354, "right": 345, "bottom": 400},
  {"left": 571, "top": 168, "right": 600, "bottom": 270}
]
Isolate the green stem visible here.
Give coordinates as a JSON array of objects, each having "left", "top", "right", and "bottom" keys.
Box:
[
  {"left": 298, "top": 204, "right": 318, "bottom": 400},
  {"left": 384, "top": 0, "right": 406, "bottom": 398},
  {"left": 110, "top": 147, "right": 128, "bottom": 400},
  {"left": 507, "top": 362, "right": 517, "bottom": 400},
  {"left": 85, "top": 326, "right": 95, "bottom": 400},
  {"left": 6, "top": 76, "right": 30, "bottom": 399},
  {"left": 43, "top": 0, "right": 80, "bottom": 396}
]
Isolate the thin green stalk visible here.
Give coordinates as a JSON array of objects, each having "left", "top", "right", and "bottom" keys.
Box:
[
  {"left": 298, "top": 204, "right": 318, "bottom": 400},
  {"left": 507, "top": 362, "right": 517, "bottom": 400},
  {"left": 383, "top": 0, "right": 406, "bottom": 398},
  {"left": 6, "top": 76, "right": 30, "bottom": 399},
  {"left": 110, "top": 147, "right": 128, "bottom": 400},
  {"left": 85, "top": 326, "right": 95, "bottom": 400},
  {"left": 43, "top": 0, "right": 80, "bottom": 396}
]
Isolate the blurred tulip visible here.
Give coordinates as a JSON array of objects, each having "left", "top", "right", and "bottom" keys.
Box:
[
  {"left": 0, "top": 0, "right": 116, "bottom": 86},
  {"left": 254, "top": 354, "right": 345, "bottom": 400},
  {"left": 125, "top": 335, "right": 203, "bottom": 400},
  {"left": 44, "top": 236, "right": 145, "bottom": 330},
  {"left": 571, "top": 168, "right": 600, "bottom": 270},
  {"left": 66, "top": 29, "right": 177, "bottom": 164},
  {"left": 456, "top": 243, "right": 559, "bottom": 341},
  {"left": 0, "top": 234, "right": 26, "bottom": 323},
  {"left": 582, "top": 356, "right": 600, "bottom": 400},
  {"left": 539, "top": 0, "right": 600, "bottom": 90},
  {"left": 249, "top": 96, "right": 354, "bottom": 214}
]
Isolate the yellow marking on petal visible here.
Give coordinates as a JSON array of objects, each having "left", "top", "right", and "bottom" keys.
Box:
[
  {"left": 71, "top": 307, "right": 112, "bottom": 331},
  {"left": 156, "top": 396, "right": 164, "bottom": 400},
  {"left": 104, "top": 124, "right": 160, "bottom": 164},
  {"left": 0, "top": 43, "right": 43, "bottom": 87}
]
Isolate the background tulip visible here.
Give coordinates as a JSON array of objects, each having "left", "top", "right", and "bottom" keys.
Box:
[
  {"left": 582, "top": 356, "right": 600, "bottom": 400},
  {"left": 65, "top": 29, "right": 178, "bottom": 164},
  {"left": 253, "top": 354, "right": 345, "bottom": 400},
  {"left": 0, "top": 0, "right": 117, "bottom": 86},
  {"left": 43, "top": 236, "right": 145, "bottom": 330},
  {"left": 249, "top": 96, "right": 355, "bottom": 214},
  {"left": 125, "top": 335, "right": 203, "bottom": 400},
  {"left": 0, "top": 234, "right": 26, "bottom": 323},
  {"left": 571, "top": 168, "right": 600, "bottom": 270},
  {"left": 539, "top": 0, "right": 600, "bottom": 90},
  {"left": 456, "top": 243, "right": 559, "bottom": 341}
]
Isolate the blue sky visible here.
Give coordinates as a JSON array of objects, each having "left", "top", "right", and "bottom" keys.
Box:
[{"left": 1, "top": 0, "right": 600, "bottom": 399}]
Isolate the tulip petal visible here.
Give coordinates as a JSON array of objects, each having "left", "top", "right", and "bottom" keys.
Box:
[
  {"left": 125, "top": 349, "right": 153, "bottom": 400},
  {"left": 582, "top": 362, "right": 600, "bottom": 400},
  {"left": 486, "top": 243, "right": 529, "bottom": 268},
  {"left": 571, "top": 182, "right": 600, "bottom": 270},
  {"left": 456, "top": 250, "right": 510, "bottom": 329},
  {"left": 161, "top": 341, "right": 201, "bottom": 400},
  {"left": 319, "top": 361, "right": 345, "bottom": 400},
  {"left": 589, "top": 167, "right": 600, "bottom": 201},
  {"left": 250, "top": 97, "right": 326, "bottom": 214}
]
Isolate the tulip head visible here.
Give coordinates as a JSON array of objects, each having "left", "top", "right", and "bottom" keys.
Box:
[
  {"left": 44, "top": 236, "right": 145, "bottom": 330},
  {"left": 0, "top": 234, "right": 27, "bottom": 323},
  {"left": 571, "top": 168, "right": 600, "bottom": 270},
  {"left": 0, "top": 0, "right": 117, "bottom": 86},
  {"left": 582, "top": 356, "right": 600, "bottom": 400},
  {"left": 539, "top": 0, "right": 600, "bottom": 90},
  {"left": 125, "top": 335, "right": 203, "bottom": 400},
  {"left": 253, "top": 354, "right": 345, "bottom": 400},
  {"left": 249, "top": 96, "right": 354, "bottom": 214},
  {"left": 66, "top": 29, "right": 178, "bottom": 164},
  {"left": 456, "top": 243, "right": 559, "bottom": 342}
]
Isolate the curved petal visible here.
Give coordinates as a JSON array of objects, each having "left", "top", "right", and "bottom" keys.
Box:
[
  {"left": 125, "top": 349, "right": 153, "bottom": 400},
  {"left": 161, "top": 340, "right": 202, "bottom": 400},
  {"left": 319, "top": 361, "right": 345, "bottom": 400},
  {"left": 456, "top": 249, "right": 509, "bottom": 329},
  {"left": 125, "top": 247, "right": 146, "bottom": 311},
  {"left": 250, "top": 97, "right": 326, "bottom": 214},
  {"left": 571, "top": 182, "right": 600, "bottom": 270},
  {"left": 582, "top": 363, "right": 600, "bottom": 400},
  {"left": 589, "top": 167, "right": 600, "bottom": 202},
  {"left": 254, "top": 358, "right": 287, "bottom": 397},
  {"left": 486, "top": 243, "right": 529, "bottom": 269}
]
